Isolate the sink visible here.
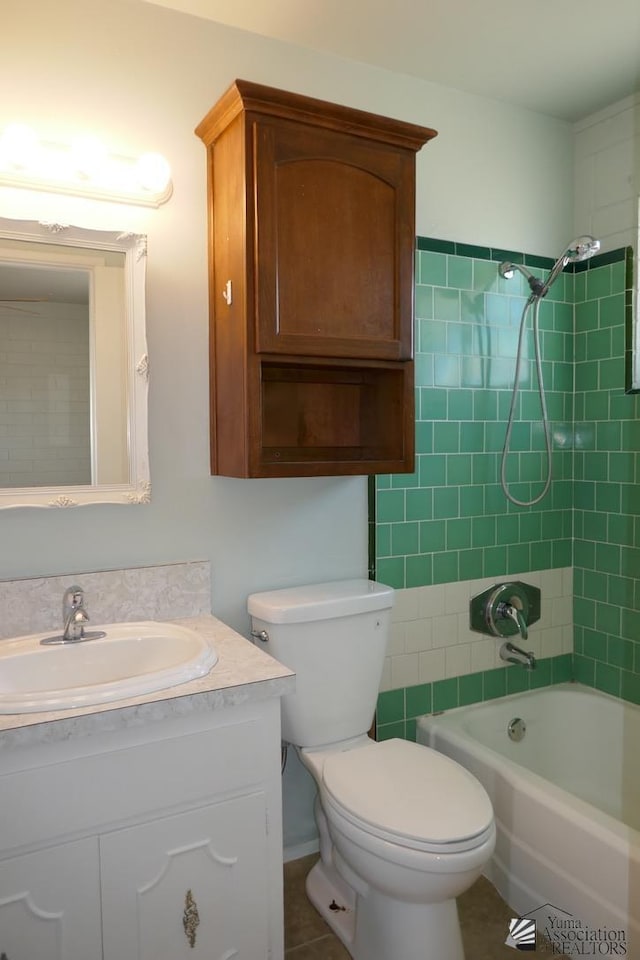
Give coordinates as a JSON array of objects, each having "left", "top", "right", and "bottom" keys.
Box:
[{"left": 0, "top": 621, "right": 218, "bottom": 714}]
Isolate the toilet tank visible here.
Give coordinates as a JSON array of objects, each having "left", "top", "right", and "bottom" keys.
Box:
[{"left": 247, "top": 579, "right": 394, "bottom": 748}]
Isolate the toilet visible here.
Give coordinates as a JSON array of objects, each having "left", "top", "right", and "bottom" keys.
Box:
[{"left": 248, "top": 579, "right": 495, "bottom": 960}]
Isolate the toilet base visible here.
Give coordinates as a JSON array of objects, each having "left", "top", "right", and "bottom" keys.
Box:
[
  {"left": 306, "top": 859, "right": 356, "bottom": 948},
  {"left": 305, "top": 858, "right": 465, "bottom": 960}
]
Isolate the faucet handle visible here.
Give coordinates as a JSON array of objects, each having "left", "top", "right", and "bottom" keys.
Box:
[
  {"left": 62, "top": 584, "right": 90, "bottom": 641},
  {"left": 496, "top": 600, "right": 528, "bottom": 640},
  {"left": 63, "top": 584, "right": 84, "bottom": 606},
  {"left": 470, "top": 580, "right": 541, "bottom": 640},
  {"left": 63, "top": 585, "right": 86, "bottom": 621}
]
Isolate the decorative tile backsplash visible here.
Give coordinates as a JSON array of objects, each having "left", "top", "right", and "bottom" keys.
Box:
[{"left": 0, "top": 561, "right": 211, "bottom": 640}]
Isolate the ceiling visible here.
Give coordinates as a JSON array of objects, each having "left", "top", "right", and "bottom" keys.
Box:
[{"left": 142, "top": 0, "right": 640, "bottom": 122}]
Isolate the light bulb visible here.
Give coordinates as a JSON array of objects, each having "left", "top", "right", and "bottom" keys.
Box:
[
  {"left": 0, "top": 125, "right": 172, "bottom": 205},
  {"left": 0, "top": 123, "right": 39, "bottom": 170},
  {"left": 71, "top": 135, "right": 108, "bottom": 179},
  {"left": 135, "top": 152, "right": 171, "bottom": 193}
]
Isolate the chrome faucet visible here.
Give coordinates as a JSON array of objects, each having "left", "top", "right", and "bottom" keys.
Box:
[
  {"left": 40, "top": 585, "right": 106, "bottom": 645},
  {"left": 500, "top": 641, "right": 536, "bottom": 670},
  {"left": 62, "top": 585, "right": 90, "bottom": 641}
]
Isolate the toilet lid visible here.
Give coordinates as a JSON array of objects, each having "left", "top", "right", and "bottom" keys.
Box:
[{"left": 322, "top": 738, "right": 493, "bottom": 847}]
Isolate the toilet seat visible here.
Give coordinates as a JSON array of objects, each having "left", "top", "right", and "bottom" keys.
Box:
[{"left": 321, "top": 738, "right": 494, "bottom": 855}]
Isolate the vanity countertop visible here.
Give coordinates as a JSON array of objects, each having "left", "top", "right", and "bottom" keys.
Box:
[{"left": 0, "top": 614, "right": 294, "bottom": 749}]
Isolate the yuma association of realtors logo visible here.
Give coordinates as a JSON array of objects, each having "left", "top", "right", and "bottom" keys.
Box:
[
  {"left": 506, "top": 917, "right": 536, "bottom": 950},
  {"left": 505, "top": 903, "right": 628, "bottom": 955}
]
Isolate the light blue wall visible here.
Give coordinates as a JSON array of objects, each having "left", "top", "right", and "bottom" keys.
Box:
[
  {"left": 2, "top": 0, "right": 576, "bottom": 853},
  {"left": 1, "top": 0, "right": 574, "bottom": 634}
]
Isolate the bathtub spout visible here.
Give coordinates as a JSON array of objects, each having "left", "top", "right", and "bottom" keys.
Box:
[{"left": 500, "top": 641, "right": 536, "bottom": 670}]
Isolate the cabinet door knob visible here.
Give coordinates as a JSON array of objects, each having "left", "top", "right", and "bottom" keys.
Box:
[{"left": 183, "top": 889, "right": 200, "bottom": 948}]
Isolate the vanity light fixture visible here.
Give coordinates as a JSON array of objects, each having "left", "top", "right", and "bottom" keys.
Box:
[{"left": 0, "top": 123, "right": 172, "bottom": 207}]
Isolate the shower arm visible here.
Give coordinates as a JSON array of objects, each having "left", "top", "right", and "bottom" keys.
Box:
[
  {"left": 499, "top": 237, "right": 600, "bottom": 302},
  {"left": 498, "top": 261, "right": 546, "bottom": 297}
]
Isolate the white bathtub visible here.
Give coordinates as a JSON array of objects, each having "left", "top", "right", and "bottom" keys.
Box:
[{"left": 417, "top": 683, "right": 640, "bottom": 951}]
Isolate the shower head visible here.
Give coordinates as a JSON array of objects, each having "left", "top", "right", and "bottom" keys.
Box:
[
  {"left": 498, "top": 236, "right": 600, "bottom": 300},
  {"left": 565, "top": 236, "right": 601, "bottom": 263},
  {"left": 541, "top": 235, "right": 600, "bottom": 295}
]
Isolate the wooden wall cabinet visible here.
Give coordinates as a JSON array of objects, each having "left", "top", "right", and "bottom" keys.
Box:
[{"left": 196, "top": 80, "right": 436, "bottom": 478}]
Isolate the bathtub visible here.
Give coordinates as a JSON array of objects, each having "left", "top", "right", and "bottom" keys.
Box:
[{"left": 417, "top": 683, "right": 639, "bottom": 951}]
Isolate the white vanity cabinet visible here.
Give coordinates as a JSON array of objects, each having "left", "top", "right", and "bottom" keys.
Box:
[{"left": 0, "top": 696, "right": 285, "bottom": 960}]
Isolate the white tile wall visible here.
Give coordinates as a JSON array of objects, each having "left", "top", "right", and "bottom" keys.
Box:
[
  {"left": 573, "top": 93, "right": 640, "bottom": 252},
  {"left": 0, "top": 305, "right": 91, "bottom": 486},
  {"left": 379, "top": 567, "right": 573, "bottom": 691}
]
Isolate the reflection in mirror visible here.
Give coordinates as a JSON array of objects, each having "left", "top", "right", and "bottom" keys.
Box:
[{"left": 0, "top": 219, "right": 149, "bottom": 507}]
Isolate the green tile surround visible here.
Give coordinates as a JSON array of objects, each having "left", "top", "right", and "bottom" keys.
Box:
[
  {"left": 573, "top": 246, "right": 640, "bottom": 704},
  {"left": 375, "top": 241, "right": 576, "bottom": 592},
  {"left": 372, "top": 238, "right": 638, "bottom": 727}
]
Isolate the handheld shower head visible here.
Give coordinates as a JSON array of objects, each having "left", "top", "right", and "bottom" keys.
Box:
[
  {"left": 541, "top": 235, "right": 600, "bottom": 295},
  {"left": 498, "top": 236, "right": 601, "bottom": 300},
  {"left": 565, "top": 236, "right": 601, "bottom": 263}
]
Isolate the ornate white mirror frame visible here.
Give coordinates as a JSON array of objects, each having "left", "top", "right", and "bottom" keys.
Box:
[{"left": 0, "top": 218, "right": 150, "bottom": 507}]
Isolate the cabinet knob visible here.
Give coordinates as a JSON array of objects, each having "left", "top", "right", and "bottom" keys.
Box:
[
  {"left": 222, "top": 280, "right": 233, "bottom": 305},
  {"left": 183, "top": 889, "right": 200, "bottom": 948}
]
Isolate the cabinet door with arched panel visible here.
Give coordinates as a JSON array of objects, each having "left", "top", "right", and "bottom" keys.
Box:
[
  {"left": 0, "top": 838, "right": 102, "bottom": 960},
  {"left": 100, "top": 794, "right": 270, "bottom": 959}
]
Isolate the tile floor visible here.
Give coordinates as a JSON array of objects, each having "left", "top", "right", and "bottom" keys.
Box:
[{"left": 284, "top": 854, "right": 556, "bottom": 958}]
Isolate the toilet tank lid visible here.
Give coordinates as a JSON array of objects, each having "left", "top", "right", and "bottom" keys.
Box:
[{"left": 247, "top": 579, "right": 394, "bottom": 624}]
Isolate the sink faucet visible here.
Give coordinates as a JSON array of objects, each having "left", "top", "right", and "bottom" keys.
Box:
[
  {"left": 500, "top": 640, "right": 536, "bottom": 670},
  {"left": 62, "top": 585, "right": 90, "bottom": 642}
]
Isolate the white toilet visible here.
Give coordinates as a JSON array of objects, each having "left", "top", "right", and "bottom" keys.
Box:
[{"left": 248, "top": 579, "right": 495, "bottom": 960}]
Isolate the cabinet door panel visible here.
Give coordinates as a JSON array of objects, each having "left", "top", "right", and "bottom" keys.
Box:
[
  {"left": 101, "top": 794, "right": 270, "bottom": 960},
  {"left": 254, "top": 118, "right": 414, "bottom": 361},
  {"left": 0, "top": 838, "right": 101, "bottom": 960}
]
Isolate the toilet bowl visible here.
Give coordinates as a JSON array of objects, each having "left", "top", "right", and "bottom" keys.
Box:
[
  {"left": 300, "top": 736, "right": 495, "bottom": 960},
  {"left": 247, "top": 580, "right": 495, "bottom": 960}
]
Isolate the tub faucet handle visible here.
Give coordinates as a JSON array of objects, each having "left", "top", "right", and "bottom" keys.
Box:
[
  {"left": 497, "top": 601, "right": 528, "bottom": 640},
  {"left": 469, "top": 579, "right": 541, "bottom": 643}
]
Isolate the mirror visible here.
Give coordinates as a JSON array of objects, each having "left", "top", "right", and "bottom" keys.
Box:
[{"left": 0, "top": 218, "right": 149, "bottom": 507}]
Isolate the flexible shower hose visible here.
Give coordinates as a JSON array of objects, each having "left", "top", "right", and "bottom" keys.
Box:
[{"left": 500, "top": 293, "right": 553, "bottom": 506}]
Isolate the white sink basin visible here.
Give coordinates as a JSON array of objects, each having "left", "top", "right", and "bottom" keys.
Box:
[{"left": 0, "top": 621, "right": 218, "bottom": 714}]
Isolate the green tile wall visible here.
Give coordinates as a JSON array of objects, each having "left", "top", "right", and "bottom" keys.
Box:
[
  {"left": 573, "top": 249, "right": 640, "bottom": 703},
  {"left": 376, "top": 240, "right": 575, "bottom": 591},
  {"left": 372, "top": 239, "right": 638, "bottom": 731}
]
